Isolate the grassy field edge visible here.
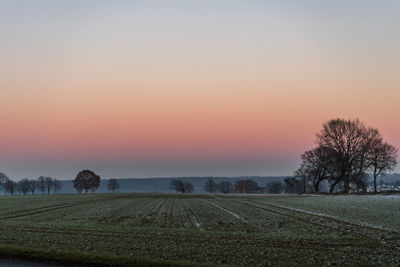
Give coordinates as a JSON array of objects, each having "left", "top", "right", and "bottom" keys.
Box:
[{"left": 0, "top": 245, "right": 202, "bottom": 267}]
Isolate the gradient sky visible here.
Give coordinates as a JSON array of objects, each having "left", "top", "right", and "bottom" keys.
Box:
[{"left": 1, "top": 0, "right": 399, "bottom": 180}]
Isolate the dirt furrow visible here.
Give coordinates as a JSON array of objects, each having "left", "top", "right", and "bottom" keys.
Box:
[
  {"left": 237, "top": 200, "right": 388, "bottom": 242},
  {"left": 0, "top": 202, "right": 89, "bottom": 220}
]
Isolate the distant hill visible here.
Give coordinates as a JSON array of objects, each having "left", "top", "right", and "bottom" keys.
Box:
[
  {"left": 372, "top": 173, "right": 400, "bottom": 183},
  {"left": 59, "top": 176, "right": 286, "bottom": 194}
]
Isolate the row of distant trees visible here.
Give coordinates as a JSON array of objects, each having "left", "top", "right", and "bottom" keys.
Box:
[
  {"left": 169, "top": 178, "right": 287, "bottom": 194},
  {"left": 204, "top": 179, "right": 284, "bottom": 194},
  {"left": 292, "top": 119, "right": 398, "bottom": 194},
  {"left": 0, "top": 173, "right": 62, "bottom": 195},
  {"left": 0, "top": 170, "right": 120, "bottom": 195}
]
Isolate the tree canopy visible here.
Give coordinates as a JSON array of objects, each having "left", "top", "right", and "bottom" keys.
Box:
[
  {"left": 295, "top": 118, "right": 398, "bottom": 193},
  {"left": 73, "top": 170, "right": 101, "bottom": 193}
]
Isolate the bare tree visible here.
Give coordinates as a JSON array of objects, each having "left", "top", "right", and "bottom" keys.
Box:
[
  {"left": 169, "top": 179, "right": 184, "bottom": 193},
  {"left": 4, "top": 179, "right": 16, "bottom": 195},
  {"left": 369, "top": 141, "right": 398, "bottom": 193},
  {"left": 184, "top": 182, "right": 194, "bottom": 193},
  {"left": 37, "top": 176, "right": 47, "bottom": 194},
  {"left": 284, "top": 176, "right": 303, "bottom": 193},
  {"left": 27, "top": 179, "right": 37, "bottom": 195},
  {"left": 44, "top": 177, "right": 54, "bottom": 194},
  {"left": 169, "top": 180, "right": 194, "bottom": 193},
  {"left": 297, "top": 118, "right": 398, "bottom": 194},
  {"left": 107, "top": 179, "right": 120, "bottom": 193},
  {"left": 18, "top": 178, "right": 30, "bottom": 195},
  {"left": 316, "top": 119, "right": 371, "bottom": 193},
  {"left": 218, "top": 181, "right": 233, "bottom": 194},
  {"left": 294, "top": 166, "right": 309, "bottom": 194},
  {"left": 204, "top": 179, "right": 218, "bottom": 193},
  {"left": 73, "top": 170, "right": 101, "bottom": 193},
  {"left": 300, "top": 146, "right": 334, "bottom": 192},
  {"left": 234, "top": 179, "right": 258, "bottom": 194}
]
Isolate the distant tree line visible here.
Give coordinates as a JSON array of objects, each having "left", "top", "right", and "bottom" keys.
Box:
[
  {"left": 203, "top": 178, "right": 284, "bottom": 194},
  {"left": 0, "top": 173, "right": 62, "bottom": 195},
  {"left": 0, "top": 170, "right": 121, "bottom": 195},
  {"left": 291, "top": 119, "right": 398, "bottom": 194}
]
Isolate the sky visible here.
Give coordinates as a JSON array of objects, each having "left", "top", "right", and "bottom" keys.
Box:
[{"left": 0, "top": 0, "right": 399, "bottom": 180}]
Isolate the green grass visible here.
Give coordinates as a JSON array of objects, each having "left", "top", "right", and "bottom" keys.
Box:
[{"left": 0, "top": 193, "right": 399, "bottom": 266}]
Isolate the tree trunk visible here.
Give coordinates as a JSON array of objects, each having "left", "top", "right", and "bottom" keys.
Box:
[
  {"left": 329, "top": 180, "right": 340, "bottom": 193},
  {"left": 313, "top": 181, "right": 320, "bottom": 193},
  {"left": 344, "top": 177, "right": 350, "bottom": 193}
]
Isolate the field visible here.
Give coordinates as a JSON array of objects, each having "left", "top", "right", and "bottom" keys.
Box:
[{"left": 0, "top": 193, "right": 400, "bottom": 266}]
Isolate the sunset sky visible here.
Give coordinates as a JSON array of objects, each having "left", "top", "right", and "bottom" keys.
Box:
[{"left": 1, "top": 0, "right": 399, "bottom": 180}]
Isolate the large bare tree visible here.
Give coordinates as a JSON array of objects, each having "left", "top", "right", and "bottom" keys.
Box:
[
  {"left": 316, "top": 119, "right": 370, "bottom": 193},
  {"left": 298, "top": 118, "right": 398, "bottom": 194}
]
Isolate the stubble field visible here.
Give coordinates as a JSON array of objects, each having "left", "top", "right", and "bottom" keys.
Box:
[{"left": 0, "top": 193, "right": 399, "bottom": 266}]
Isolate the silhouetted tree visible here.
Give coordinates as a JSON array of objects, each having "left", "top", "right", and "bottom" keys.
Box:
[
  {"left": 169, "top": 180, "right": 194, "bottom": 193},
  {"left": 107, "top": 179, "right": 120, "bottom": 193},
  {"left": 37, "top": 176, "right": 47, "bottom": 194},
  {"left": 300, "top": 146, "right": 335, "bottom": 192},
  {"left": 284, "top": 176, "right": 303, "bottom": 193},
  {"left": 294, "top": 166, "right": 309, "bottom": 193},
  {"left": 301, "top": 118, "right": 398, "bottom": 193},
  {"left": 266, "top": 181, "right": 283, "bottom": 194},
  {"left": 184, "top": 182, "right": 194, "bottom": 193},
  {"left": 4, "top": 179, "right": 16, "bottom": 195},
  {"left": 204, "top": 179, "right": 218, "bottom": 193},
  {"left": 218, "top": 181, "right": 233, "bottom": 194},
  {"left": 17, "top": 178, "right": 30, "bottom": 195},
  {"left": 316, "top": 119, "right": 369, "bottom": 193},
  {"left": 234, "top": 179, "right": 258, "bottom": 193},
  {"left": 44, "top": 177, "right": 54, "bottom": 194},
  {"left": 27, "top": 179, "right": 37, "bottom": 195},
  {"left": 369, "top": 141, "right": 398, "bottom": 193},
  {"left": 169, "top": 179, "right": 184, "bottom": 193},
  {"left": 73, "top": 170, "right": 101, "bottom": 193}
]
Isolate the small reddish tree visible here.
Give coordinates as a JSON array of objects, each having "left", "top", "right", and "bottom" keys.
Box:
[
  {"left": 234, "top": 179, "right": 258, "bottom": 193},
  {"left": 73, "top": 170, "right": 101, "bottom": 193}
]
